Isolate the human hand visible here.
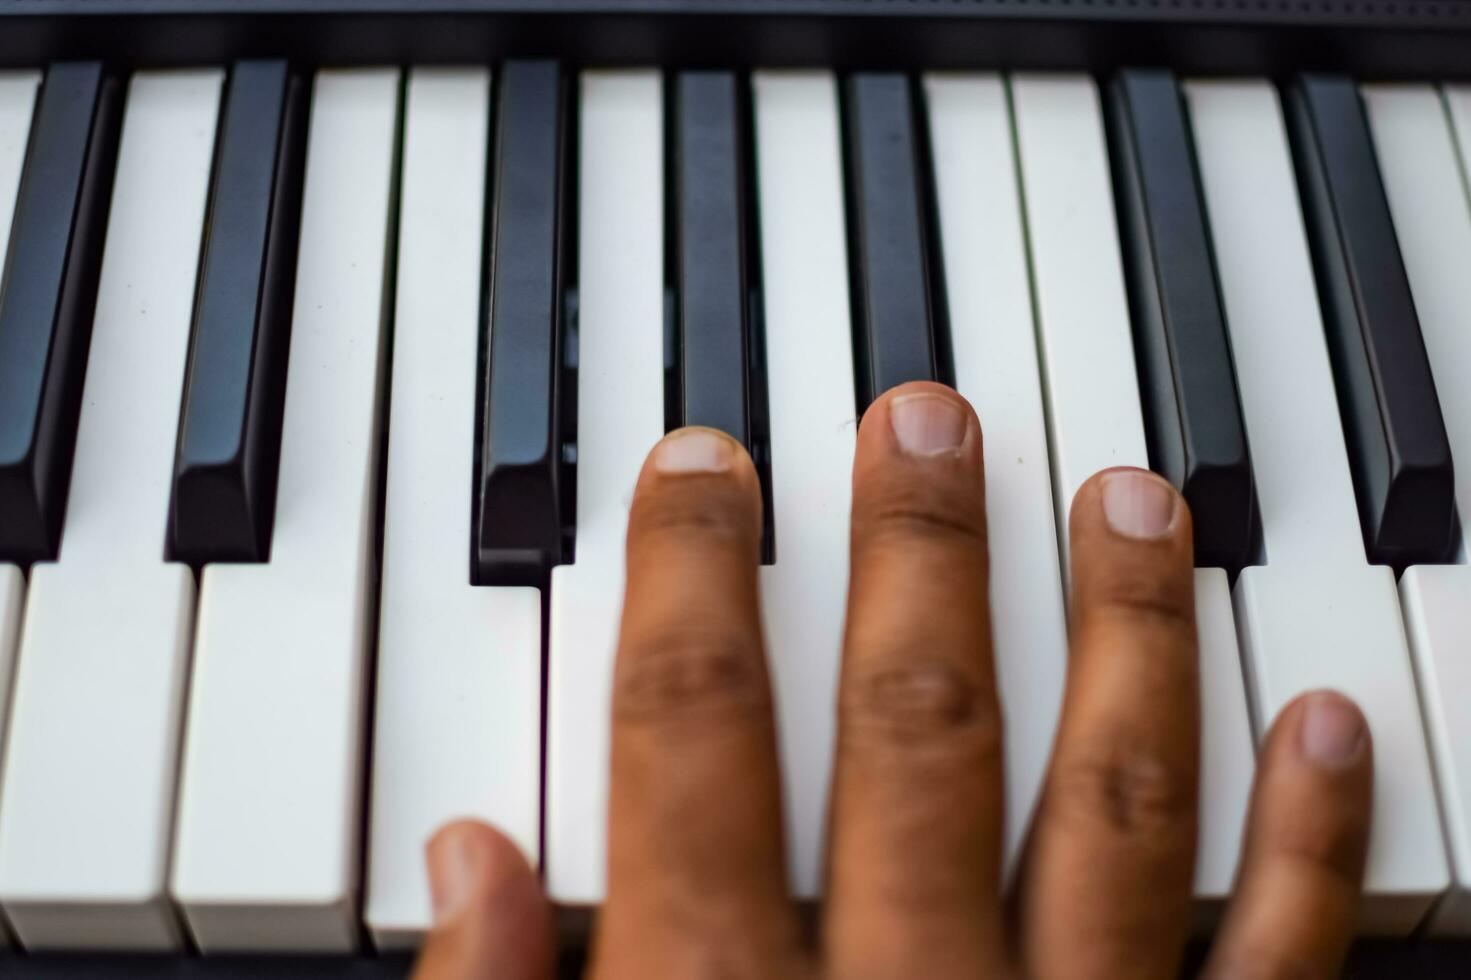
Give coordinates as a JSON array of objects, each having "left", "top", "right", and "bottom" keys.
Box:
[{"left": 411, "top": 381, "right": 1372, "bottom": 980}]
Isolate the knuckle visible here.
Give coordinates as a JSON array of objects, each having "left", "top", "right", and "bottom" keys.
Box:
[
  {"left": 615, "top": 625, "right": 769, "bottom": 729},
  {"left": 841, "top": 653, "right": 1002, "bottom": 760},
  {"left": 629, "top": 487, "right": 757, "bottom": 554},
  {"left": 854, "top": 481, "right": 987, "bottom": 553},
  {"left": 1050, "top": 745, "right": 1194, "bottom": 841},
  {"left": 1093, "top": 573, "right": 1194, "bottom": 638}
]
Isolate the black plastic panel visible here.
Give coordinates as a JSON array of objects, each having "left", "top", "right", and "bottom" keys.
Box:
[{"left": 5, "top": 2, "right": 1471, "bottom": 78}]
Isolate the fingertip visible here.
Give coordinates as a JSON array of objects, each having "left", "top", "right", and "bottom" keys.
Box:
[
  {"left": 415, "top": 821, "right": 552, "bottom": 980},
  {"left": 426, "top": 820, "right": 541, "bottom": 928},
  {"left": 859, "top": 381, "right": 982, "bottom": 463},
  {"left": 642, "top": 426, "right": 756, "bottom": 483},
  {"left": 1202, "top": 693, "right": 1372, "bottom": 980},
  {"left": 1073, "top": 466, "right": 1190, "bottom": 545},
  {"left": 1293, "top": 689, "right": 1371, "bottom": 771}
]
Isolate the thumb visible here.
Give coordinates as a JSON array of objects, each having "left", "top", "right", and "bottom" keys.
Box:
[{"left": 411, "top": 821, "right": 554, "bottom": 980}]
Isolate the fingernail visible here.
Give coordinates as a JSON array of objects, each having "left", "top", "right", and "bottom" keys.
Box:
[
  {"left": 890, "top": 394, "right": 967, "bottom": 457},
  {"left": 654, "top": 429, "right": 733, "bottom": 475},
  {"left": 428, "top": 826, "right": 484, "bottom": 926},
  {"left": 1101, "top": 470, "right": 1178, "bottom": 539},
  {"left": 1299, "top": 692, "right": 1367, "bottom": 768}
]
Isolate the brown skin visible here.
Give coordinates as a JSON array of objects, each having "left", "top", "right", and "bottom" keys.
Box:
[{"left": 413, "top": 382, "right": 1373, "bottom": 980}]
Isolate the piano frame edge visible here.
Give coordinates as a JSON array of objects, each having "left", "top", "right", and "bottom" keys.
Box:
[{"left": 4, "top": 0, "right": 1471, "bottom": 79}]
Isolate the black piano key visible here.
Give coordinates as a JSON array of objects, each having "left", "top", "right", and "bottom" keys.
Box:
[
  {"left": 842, "top": 73, "right": 938, "bottom": 411},
  {"left": 0, "top": 62, "right": 122, "bottom": 562},
  {"left": 476, "top": 60, "right": 568, "bottom": 585},
  {"left": 673, "top": 71, "right": 750, "bottom": 445},
  {"left": 170, "top": 60, "right": 308, "bottom": 564},
  {"left": 671, "top": 71, "right": 777, "bottom": 563},
  {"left": 1286, "top": 74, "right": 1456, "bottom": 566},
  {"left": 1106, "top": 69, "right": 1259, "bottom": 571}
]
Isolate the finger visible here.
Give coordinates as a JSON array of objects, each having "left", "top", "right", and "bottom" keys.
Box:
[
  {"left": 594, "top": 428, "right": 806, "bottom": 978},
  {"left": 823, "top": 382, "right": 1009, "bottom": 979},
  {"left": 1017, "top": 467, "right": 1198, "bottom": 980},
  {"left": 1203, "top": 691, "right": 1372, "bottom": 980},
  {"left": 412, "top": 821, "right": 553, "bottom": 980}
]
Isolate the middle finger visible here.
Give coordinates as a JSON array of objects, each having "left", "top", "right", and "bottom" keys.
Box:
[{"left": 823, "top": 383, "right": 1009, "bottom": 979}]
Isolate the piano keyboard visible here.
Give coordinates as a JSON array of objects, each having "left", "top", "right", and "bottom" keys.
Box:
[{"left": 0, "top": 60, "right": 1470, "bottom": 958}]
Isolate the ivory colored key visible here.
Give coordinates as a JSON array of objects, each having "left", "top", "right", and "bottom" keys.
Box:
[
  {"left": 545, "top": 70, "right": 666, "bottom": 904},
  {"left": 752, "top": 70, "right": 857, "bottom": 897},
  {"left": 1186, "top": 78, "right": 1449, "bottom": 933},
  {"left": 1365, "top": 82, "right": 1471, "bottom": 935},
  {"left": 1011, "top": 73, "right": 1254, "bottom": 907},
  {"left": 171, "top": 69, "right": 401, "bottom": 953},
  {"left": 0, "top": 70, "right": 222, "bottom": 951},
  {"left": 364, "top": 67, "right": 541, "bottom": 949},
  {"left": 922, "top": 73, "right": 1067, "bottom": 876}
]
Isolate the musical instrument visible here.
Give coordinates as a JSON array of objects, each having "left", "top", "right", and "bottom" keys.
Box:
[{"left": 1, "top": 2, "right": 1470, "bottom": 976}]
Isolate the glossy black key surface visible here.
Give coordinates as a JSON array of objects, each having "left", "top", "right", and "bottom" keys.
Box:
[
  {"left": 842, "top": 73, "right": 938, "bottom": 411},
  {"left": 1107, "top": 69, "right": 1259, "bottom": 571},
  {"left": 171, "top": 60, "right": 308, "bottom": 564},
  {"left": 673, "top": 71, "right": 750, "bottom": 444},
  {"left": 476, "top": 60, "right": 568, "bottom": 585},
  {"left": 1286, "top": 74, "right": 1456, "bottom": 566},
  {"left": 0, "top": 62, "right": 122, "bottom": 562}
]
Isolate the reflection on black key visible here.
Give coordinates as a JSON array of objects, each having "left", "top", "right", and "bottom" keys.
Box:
[
  {"left": 674, "top": 71, "right": 750, "bottom": 444},
  {"left": 1107, "top": 69, "right": 1259, "bottom": 572},
  {"left": 476, "top": 60, "right": 568, "bottom": 585},
  {"left": 0, "top": 63, "right": 122, "bottom": 562},
  {"left": 842, "top": 73, "right": 937, "bottom": 412},
  {"left": 171, "top": 61, "right": 308, "bottom": 564},
  {"left": 1286, "top": 74, "right": 1456, "bottom": 566}
]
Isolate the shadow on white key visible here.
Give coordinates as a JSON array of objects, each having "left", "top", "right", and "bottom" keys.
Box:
[
  {"left": 751, "top": 70, "right": 856, "bottom": 898},
  {"left": 545, "top": 70, "right": 666, "bottom": 905},
  {"left": 1186, "top": 78, "right": 1449, "bottom": 934},
  {"left": 364, "top": 66, "right": 541, "bottom": 950},
  {"left": 0, "top": 71, "right": 222, "bottom": 951},
  {"left": 1366, "top": 82, "right": 1471, "bottom": 935},
  {"left": 170, "top": 69, "right": 401, "bottom": 953},
  {"left": 923, "top": 73, "right": 1068, "bottom": 880},
  {"left": 1011, "top": 73, "right": 1254, "bottom": 915}
]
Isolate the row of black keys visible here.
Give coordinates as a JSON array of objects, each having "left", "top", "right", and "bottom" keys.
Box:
[{"left": 0, "top": 61, "right": 1456, "bottom": 583}]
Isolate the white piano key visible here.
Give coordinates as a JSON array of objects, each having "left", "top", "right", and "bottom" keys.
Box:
[
  {"left": 1186, "top": 78, "right": 1449, "bottom": 933},
  {"left": 0, "top": 72, "right": 38, "bottom": 270},
  {"left": 0, "top": 564, "right": 20, "bottom": 941},
  {"left": 1364, "top": 82, "right": 1471, "bottom": 934},
  {"left": 0, "top": 72, "right": 36, "bottom": 950},
  {"left": 1009, "top": 75, "right": 1144, "bottom": 558},
  {"left": 1398, "top": 567, "right": 1471, "bottom": 934},
  {"left": 545, "top": 70, "right": 665, "bottom": 905},
  {"left": 923, "top": 73, "right": 1067, "bottom": 877},
  {"left": 364, "top": 67, "right": 541, "bottom": 950},
  {"left": 1011, "top": 73, "right": 1254, "bottom": 907},
  {"left": 170, "top": 69, "right": 401, "bottom": 953},
  {"left": 0, "top": 70, "right": 221, "bottom": 951},
  {"left": 751, "top": 70, "right": 856, "bottom": 898}
]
